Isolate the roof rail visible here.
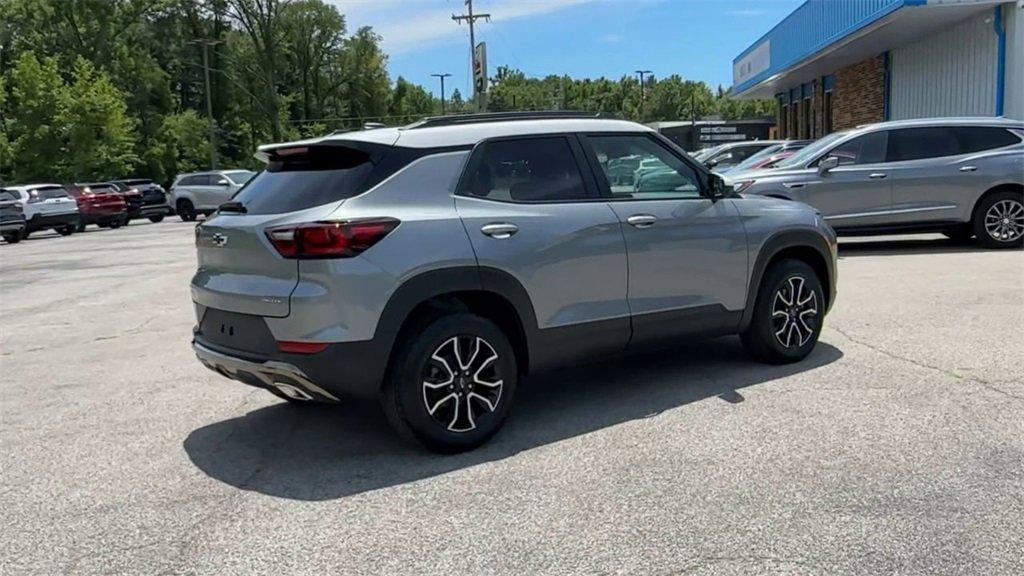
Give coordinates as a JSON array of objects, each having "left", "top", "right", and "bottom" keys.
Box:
[{"left": 405, "top": 110, "right": 607, "bottom": 130}]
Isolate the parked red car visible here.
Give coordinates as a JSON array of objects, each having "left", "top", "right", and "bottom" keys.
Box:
[{"left": 66, "top": 183, "right": 128, "bottom": 231}]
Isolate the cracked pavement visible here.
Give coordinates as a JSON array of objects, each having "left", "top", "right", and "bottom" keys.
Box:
[{"left": 1, "top": 223, "right": 1022, "bottom": 575}]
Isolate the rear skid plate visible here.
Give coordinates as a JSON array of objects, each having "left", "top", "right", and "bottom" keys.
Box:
[{"left": 193, "top": 341, "right": 339, "bottom": 402}]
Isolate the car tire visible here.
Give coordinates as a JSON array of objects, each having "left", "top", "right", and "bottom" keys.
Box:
[
  {"left": 741, "top": 259, "right": 824, "bottom": 365},
  {"left": 108, "top": 217, "right": 122, "bottom": 229},
  {"left": 57, "top": 225, "right": 75, "bottom": 236},
  {"left": 2, "top": 231, "right": 22, "bottom": 244},
  {"left": 177, "top": 200, "right": 197, "bottom": 222},
  {"left": 973, "top": 190, "right": 1024, "bottom": 249},
  {"left": 148, "top": 215, "right": 164, "bottom": 223},
  {"left": 381, "top": 312, "right": 518, "bottom": 453},
  {"left": 75, "top": 220, "right": 87, "bottom": 233}
]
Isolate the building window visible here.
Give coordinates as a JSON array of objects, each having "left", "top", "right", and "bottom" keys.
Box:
[
  {"left": 779, "top": 104, "right": 788, "bottom": 138},
  {"left": 801, "top": 98, "right": 811, "bottom": 139},
  {"left": 823, "top": 90, "right": 834, "bottom": 134}
]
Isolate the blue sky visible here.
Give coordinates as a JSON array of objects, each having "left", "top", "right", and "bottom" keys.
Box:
[{"left": 332, "top": 0, "right": 804, "bottom": 98}]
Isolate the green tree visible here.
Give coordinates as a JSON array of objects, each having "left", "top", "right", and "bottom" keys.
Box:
[
  {"left": 152, "top": 110, "right": 212, "bottom": 185},
  {"left": 7, "top": 52, "right": 65, "bottom": 182}
]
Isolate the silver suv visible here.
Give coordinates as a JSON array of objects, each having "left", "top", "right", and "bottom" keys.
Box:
[
  {"left": 729, "top": 118, "right": 1024, "bottom": 248},
  {"left": 170, "top": 169, "right": 256, "bottom": 221},
  {"left": 190, "top": 113, "right": 838, "bottom": 452}
]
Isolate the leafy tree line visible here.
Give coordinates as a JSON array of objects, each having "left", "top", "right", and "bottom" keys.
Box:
[{"left": 0, "top": 0, "right": 773, "bottom": 186}]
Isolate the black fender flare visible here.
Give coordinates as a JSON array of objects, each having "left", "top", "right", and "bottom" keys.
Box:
[{"left": 739, "top": 229, "right": 836, "bottom": 332}]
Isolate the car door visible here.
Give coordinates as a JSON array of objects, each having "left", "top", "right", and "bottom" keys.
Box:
[
  {"left": 454, "top": 135, "right": 631, "bottom": 364},
  {"left": 581, "top": 133, "right": 749, "bottom": 347},
  {"left": 803, "top": 130, "right": 893, "bottom": 229},
  {"left": 208, "top": 174, "right": 236, "bottom": 207},
  {"left": 884, "top": 126, "right": 1020, "bottom": 225}
]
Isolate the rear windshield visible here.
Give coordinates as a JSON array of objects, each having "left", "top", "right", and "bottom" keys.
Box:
[
  {"left": 232, "top": 147, "right": 375, "bottom": 215},
  {"left": 0, "top": 190, "right": 17, "bottom": 201},
  {"left": 31, "top": 186, "right": 70, "bottom": 200}
]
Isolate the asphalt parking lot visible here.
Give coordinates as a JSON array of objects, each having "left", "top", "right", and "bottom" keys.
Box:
[{"left": 1, "top": 221, "right": 1022, "bottom": 575}]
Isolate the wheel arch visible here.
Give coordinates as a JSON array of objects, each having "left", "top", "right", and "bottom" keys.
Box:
[
  {"left": 970, "top": 182, "right": 1023, "bottom": 222},
  {"left": 741, "top": 230, "right": 835, "bottom": 332},
  {"left": 374, "top": 267, "right": 537, "bottom": 387}
]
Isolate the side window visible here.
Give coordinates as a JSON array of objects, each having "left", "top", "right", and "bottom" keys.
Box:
[
  {"left": 586, "top": 135, "right": 702, "bottom": 200},
  {"left": 462, "top": 137, "right": 590, "bottom": 202},
  {"left": 886, "top": 127, "right": 958, "bottom": 162},
  {"left": 0, "top": 190, "right": 16, "bottom": 201},
  {"left": 951, "top": 127, "right": 1022, "bottom": 154},
  {"left": 820, "top": 131, "right": 888, "bottom": 166}
]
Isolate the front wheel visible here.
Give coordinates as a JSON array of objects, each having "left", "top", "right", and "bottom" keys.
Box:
[
  {"left": 2, "top": 231, "right": 22, "bottom": 244},
  {"left": 177, "top": 199, "right": 197, "bottom": 222},
  {"left": 381, "top": 313, "right": 517, "bottom": 453},
  {"left": 973, "top": 191, "right": 1023, "bottom": 249},
  {"left": 741, "top": 259, "right": 824, "bottom": 364}
]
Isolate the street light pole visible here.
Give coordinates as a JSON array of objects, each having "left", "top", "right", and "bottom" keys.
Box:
[
  {"left": 190, "top": 39, "right": 223, "bottom": 170},
  {"left": 634, "top": 69, "right": 652, "bottom": 120},
  {"left": 431, "top": 73, "right": 452, "bottom": 115}
]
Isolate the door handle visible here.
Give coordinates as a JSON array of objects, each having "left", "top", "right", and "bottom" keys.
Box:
[
  {"left": 868, "top": 173, "right": 887, "bottom": 179},
  {"left": 782, "top": 182, "right": 805, "bottom": 189},
  {"left": 480, "top": 223, "right": 518, "bottom": 239},
  {"left": 627, "top": 214, "right": 658, "bottom": 228},
  {"left": 959, "top": 165, "right": 977, "bottom": 172}
]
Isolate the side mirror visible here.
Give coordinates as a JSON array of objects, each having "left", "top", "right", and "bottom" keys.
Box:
[
  {"left": 708, "top": 174, "right": 731, "bottom": 201},
  {"left": 817, "top": 156, "right": 839, "bottom": 175},
  {"left": 216, "top": 179, "right": 231, "bottom": 187}
]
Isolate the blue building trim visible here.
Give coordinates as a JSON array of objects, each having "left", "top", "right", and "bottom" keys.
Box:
[
  {"left": 733, "top": 0, "right": 927, "bottom": 95},
  {"left": 994, "top": 5, "right": 1006, "bottom": 116}
]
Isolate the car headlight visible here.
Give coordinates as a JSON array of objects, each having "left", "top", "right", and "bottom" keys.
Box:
[{"left": 732, "top": 180, "right": 755, "bottom": 193}]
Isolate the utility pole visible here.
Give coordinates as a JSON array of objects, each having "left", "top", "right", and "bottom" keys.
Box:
[
  {"left": 191, "top": 39, "right": 223, "bottom": 170},
  {"left": 452, "top": 0, "right": 490, "bottom": 110},
  {"left": 635, "top": 69, "right": 652, "bottom": 120},
  {"left": 431, "top": 73, "right": 451, "bottom": 114}
]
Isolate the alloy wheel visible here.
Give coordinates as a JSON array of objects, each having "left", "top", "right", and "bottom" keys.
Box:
[
  {"left": 421, "top": 335, "right": 504, "bottom": 433},
  {"left": 771, "top": 276, "right": 818, "bottom": 348},
  {"left": 984, "top": 199, "right": 1024, "bottom": 243}
]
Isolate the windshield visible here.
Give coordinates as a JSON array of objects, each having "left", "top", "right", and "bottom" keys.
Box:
[
  {"left": 729, "top": 144, "right": 784, "bottom": 172},
  {"left": 774, "top": 131, "right": 850, "bottom": 168},
  {"left": 692, "top": 145, "right": 723, "bottom": 163},
  {"left": 225, "top": 171, "right": 256, "bottom": 185}
]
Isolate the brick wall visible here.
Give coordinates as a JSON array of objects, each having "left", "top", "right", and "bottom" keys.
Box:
[{"left": 833, "top": 56, "right": 885, "bottom": 130}]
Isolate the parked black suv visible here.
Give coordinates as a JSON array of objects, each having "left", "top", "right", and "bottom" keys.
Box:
[{"left": 110, "top": 179, "right": 171, "bottom": 223}]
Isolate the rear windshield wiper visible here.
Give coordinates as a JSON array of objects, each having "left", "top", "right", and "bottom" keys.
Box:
[{"left": 218, "top": 201, "right": 247, "bottom": 214}]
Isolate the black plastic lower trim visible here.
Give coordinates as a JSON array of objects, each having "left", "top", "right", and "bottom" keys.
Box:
[
  {"left": 26, "top": 212, "right": 78, "bottom": 231},
  {"left": 833, "top": 220, "right": 964, "bottom": 236}
]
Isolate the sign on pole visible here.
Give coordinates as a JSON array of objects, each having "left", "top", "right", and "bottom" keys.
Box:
[{"left": 473, "top": 42, "right": 488, "bottom": 110}]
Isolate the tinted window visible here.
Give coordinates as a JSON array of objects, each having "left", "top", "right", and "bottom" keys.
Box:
[
  {"left": 462, "top": 137, "right": 589, "bottom": 202},
  {"left": 224, "top": 171, "right": 256, "bottom": 185},
  {"left": 587, "top": 135, "right": 702, "bottom": 200},
  {"left": 178, "top": 175, "right": 205, "bottom": 186},
  {"left": 821, "top": 131, "right": 888, "bottom": 166},
  {"left": 951, "top": 126, "right": 1021, "bottom": 154},
  {"left": 886, "top": 127, "right": 958, "bottom": 162},
  {"left": 31, "top": 186, "right": 70, "bottom": 200},
  {"left": 0, "top": 190, "right": 17, "bottom": 201},
  {"left": 232, "top": 146, "right": 375, "bottom": 214}
]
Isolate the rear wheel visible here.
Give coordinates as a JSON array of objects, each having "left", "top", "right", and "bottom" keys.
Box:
[
  {"left": 741, "top": 259, "right": 824, "bottom": 364},
  {"left": 2, "top": 231, "right": 22, "bottom": 244},
  {"left": 381, "top": 313, "right": 517, "bottom": 453},
  {"left": 76, "top": 220, "right": 87, "bottom": 233},
  {"left": 109, "top": 216, "right": 125, "bottom": 229},
  {"left": 177, "top": 199, "right": 197, "bottom": 222},
  {"left": 57, "top": 224, "right": 75, "bottom": 236},
  {"left": 148, "top": 215, "right": 165, "bottom": 223},
  {"left": 973, "top": 190, "right": 1023, "bottom": 249}
]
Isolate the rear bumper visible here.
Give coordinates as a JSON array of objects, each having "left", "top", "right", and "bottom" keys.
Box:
[
  {"left": 1, "top": 219, "right": 26, "bottom": 233},
  {"left": 192, "top": 333, "right": 389, "bottom": 401},
  {"left": 79, "top": 206, "right": 127, "bottom": 222},
  {"left": 128, "top": 203, "right": 170, "bottom": 218},
  {"left": 26, "top": 212, "right": 78, "bottom": 231}
]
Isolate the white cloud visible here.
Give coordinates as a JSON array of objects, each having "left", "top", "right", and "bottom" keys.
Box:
[
  {"left": 331, "top": 0, "right": 597, "bottom": 54},
  {"left": 726, "top": 9, "right": 766, "bottom": 17}
]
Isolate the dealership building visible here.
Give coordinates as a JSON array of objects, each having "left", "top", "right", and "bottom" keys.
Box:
[{"left": 732, "top": 0, "right": 1024, "bottom": 139}]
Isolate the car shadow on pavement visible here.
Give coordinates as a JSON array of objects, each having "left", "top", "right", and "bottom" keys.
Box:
[
  {"left": 838, "top": 237, "right": 996, "bottom": 257},
  {"left": 183, "top": 337, "right": 842, "bottom": 501}
]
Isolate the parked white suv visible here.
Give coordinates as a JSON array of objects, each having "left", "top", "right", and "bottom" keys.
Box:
[
  {"left": 170, "top": 170, "right": 256, "bottom": 221},
  {"left": 2, "top": 184, "right": 80, "bottom": 238}
]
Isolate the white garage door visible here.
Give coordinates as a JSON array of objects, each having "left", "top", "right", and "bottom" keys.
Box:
[{"left": 889, "top": 12, "right": 997, "bottom": 120}]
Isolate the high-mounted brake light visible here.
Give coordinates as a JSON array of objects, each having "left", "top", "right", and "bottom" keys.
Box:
[{"left": 265, "top": 218, "right": 400, "bottom": 259}]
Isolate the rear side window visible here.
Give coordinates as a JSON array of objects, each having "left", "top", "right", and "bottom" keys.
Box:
[
  {"left": 0, "top": 190, "right": 17, "bottom": 201},
  {"left": 460, "top": 137, "right": 589, "bottom": 202},
  {"left": 950, "top": 126, "right": 1021, "bottom": 154},
  {"left": 821, "top": 131, "right": 888, "bottom": 166},
  {"left": 178, "top": 175, "right": 205, "bottom": 186},
  {"left": 887, "top": 127, "right": 959, "bottom": 162},
  {"left": 233, "top": 146, "right": 375, "bottom": 214}
]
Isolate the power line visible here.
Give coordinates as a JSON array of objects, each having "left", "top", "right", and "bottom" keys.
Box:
[{"left": 189, "top": 39, "right": 223, "bottom": 169}]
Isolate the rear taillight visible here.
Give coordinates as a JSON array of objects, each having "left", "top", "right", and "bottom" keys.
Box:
[
  {"left": 265, "top": 218, "right": 399, "bottom": 259},
  {"left": 277, "top": 341, "right": 329, "bottom": 354}
]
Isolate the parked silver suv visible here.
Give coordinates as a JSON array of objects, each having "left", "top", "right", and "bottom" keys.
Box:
[
  {"left": 170, "top": 169, "right": 256, "bottom": 221},
  {"left": 729, "top": 118, "right": 1024, "bottom": 248},
  {"left": 190, "top": 112, "right": 838, "bottom": 452}
]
